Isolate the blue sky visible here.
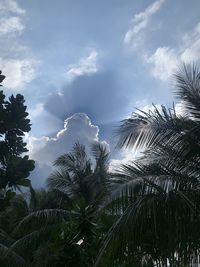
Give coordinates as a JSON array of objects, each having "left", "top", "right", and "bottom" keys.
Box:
[{"left": 1, "top": 0, "right": 200, "bottom": 187}]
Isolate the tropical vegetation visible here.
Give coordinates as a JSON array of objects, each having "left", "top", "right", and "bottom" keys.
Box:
[{"left": 1, "top": 65, "right": 200, "bottom": 266}]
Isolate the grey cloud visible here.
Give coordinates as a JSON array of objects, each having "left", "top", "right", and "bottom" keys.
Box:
[{"left": 44, "top": 70, "right": 129, "bottom": 125}]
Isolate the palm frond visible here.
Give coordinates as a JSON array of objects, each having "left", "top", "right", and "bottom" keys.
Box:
[
  {"left": 117, "top": 104, "right": 192, "bottom": 151},
  {"left": 47, "top": 169, "right": 76, "bottom": 197},
  {"left": 9, "top": 226, "right": 52, "bottom": 254},
  {"left": 174, "top": 64, "right": 200, "bottom": 120},
  {"left": 0, "top": 243, "right": 26, "bottom": 267},
  {"left": 14, "top": 209, "right": 69, "bottom": 235},
  {"left": 91, "top": 143, "right": 109, "bottom": 172}
]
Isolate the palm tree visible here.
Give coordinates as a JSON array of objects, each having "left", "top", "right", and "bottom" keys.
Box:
[
  {"left": 7, "top": 142, "right": 111, "bottom": 266},
  {"left": 47, "top": 142, "right": 110, "bottom": 208},
  {"left": 96, "top": 65, "right": 200, "bottom": 267},
  {"left": 0, "top": 189, "right": 64, "bottom": 266},
  {"left": 46, "top": 142, "right": 111, "bottom": 264}
]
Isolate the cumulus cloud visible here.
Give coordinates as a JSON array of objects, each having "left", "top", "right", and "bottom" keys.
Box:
[
  {"left": 124, "top": 0, "right": 165, "bottom": 48},
  {"left": 27, "top": 113, "right": 109, "bottom": 187},
  {"left": 146, "top": 22, "right": 200, "bottom": 81},
  {"left": 65, "top": 50, "right": 98, "bottom": 82}
]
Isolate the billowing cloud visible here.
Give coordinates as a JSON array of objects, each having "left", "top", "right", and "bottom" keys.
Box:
[
  {"left": 28, "top": 113, "right": 109, "bottom": 187},
  {"left": 146, "top": 22, "right": 200, "bottom": 81},
  {"left": 65, "top": 50, "right": 98, "bottom": 82},
  {"left": 124, "top": 0, "right": 165, "bottom": 48}
]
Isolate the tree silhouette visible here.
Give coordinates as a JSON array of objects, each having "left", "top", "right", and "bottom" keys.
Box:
[
  {"left": 0, "top": 71, "right": 34, "bottom": 204},
  {"left": 96, "top": 65, "right": 200, "bottom": 267}
]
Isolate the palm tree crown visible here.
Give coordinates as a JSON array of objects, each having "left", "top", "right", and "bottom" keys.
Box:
[{"left": 96, "top": 65, "right": 200, "bottom": 267}]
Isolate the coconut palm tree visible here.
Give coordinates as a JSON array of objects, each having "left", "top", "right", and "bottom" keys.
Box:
[
  {"left": 45, "top": 142, "right": 111, "bottom": 265},
  {"left": 96, "top": 65, "right": 200, "bottom": 267},
  {"left": 47, "top": 142, "right": 110, "bottom": 208},
  {"left": 0, "top": 188, "right": 64, "bottom": 266},
  {"left": 7, "top": 142, "right": 111, "bottom": 266}
]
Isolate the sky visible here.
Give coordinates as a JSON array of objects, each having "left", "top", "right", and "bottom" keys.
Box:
[{"left": 1, "top": 0, "right": 200, "bottom": 187}]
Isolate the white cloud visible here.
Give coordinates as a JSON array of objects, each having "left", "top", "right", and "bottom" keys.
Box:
[
  {"left": 0, "top": 16, "right": 24, "bottom": 35},
  {"left": 181, "top": 22, "right": 200, "bottom": 63},
  {"left": 146, "top": 22, "right": 200, "bottom": 81},
  {"left": 65, "top": 50, "right": 98, "bottom": 82},
  {"left": 0, "top": 1, "right": 37, "bottom": 90},
  {"left": 27, "top": 113, "right": 109, "bottom": 166},
  {"left": 27, "top": 113, "right": 109, "bottom": 187},
  {"left": 124, "top": 0, "right": 165, "bottom": 48},
  {"left": 0, "top": 0, "right": 25, "bottom": 15},
  {"left": 174, "top": 101, "right": 187, "bottom": 117},
  {"left": 138, "top": 103, "right": 162, "bottom": 114},
  {"left": 109, "top": 149, "right": 140, "bottom": 172},
  {"left": 26, "top": 135, "right": 50, "bottom": 160},
  {"left": 28, "top": 103, "right": 45, "bottom": 120},
  {"left": 146, "top": 47, "right": 179, "bottom": 81},
  {"left": 0, "top": 58, "right": 36, "bottom": 90}
]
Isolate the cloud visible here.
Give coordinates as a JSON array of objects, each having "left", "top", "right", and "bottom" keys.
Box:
[
  {"left": 138, "top": 103, "right": 162, "bottom": 114},
  {"left": 0, "top": 0, "right": 37, "bottom": 90},
  {"left": 28, "top": 103, "right": 45, "bottom": 120},
  {"left": 181, "top": 22, "right": 200, "bottom": 63},
  {"left": 0, "top": 16, "right": 24, "bottom": 35},
  {"left": 146, "top": 22, "right": 200, "bottom": 81},
  {"left": 65, "top": 50, "right": 98, "bottom": 82},
  {"left": 145, "top": 47, "right": 179, "bottom": 81},
  {"left": 45, "top": 70, "right": 128, "bottom": 124},
  {"left": 0, "top": 0, "right": 25, "bottom": 15},
  {"left": 109, "top": 149, "right": 140, "bottom": 172},
  {"left": 124, "top": 0, "right": 165, "bottom": 48},
  {"left": 27, "top": 113, "right": 109, "bottom": 187},
  {"left": 174, "top": 101, "right": 187, "bottom": 117},
  {"left": 0, "top": 58, "right": 36, "bottom": 90}
]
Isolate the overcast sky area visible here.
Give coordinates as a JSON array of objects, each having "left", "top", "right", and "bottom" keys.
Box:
[{"left": 1, "top": 0, "right": 200, "bottom": 187}]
